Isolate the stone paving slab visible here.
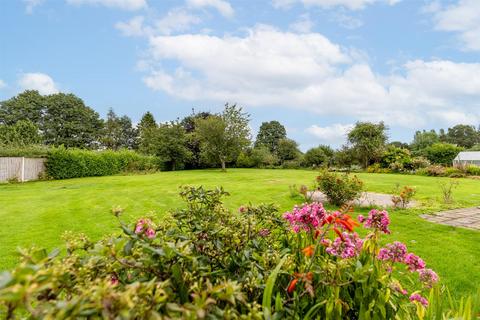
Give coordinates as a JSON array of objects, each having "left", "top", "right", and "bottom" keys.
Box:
[{"left": 421, "top": 207, "right": 480, "bottom": 230}]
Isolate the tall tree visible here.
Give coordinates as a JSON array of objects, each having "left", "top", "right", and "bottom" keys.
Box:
[
  {"left": 445, "top": 124, "right": 479, "bottom": 148},
  {"left": 347, "top": 121, "right": 388, "bottom": 168},
  {"left": 196, "top": 104, "right": 251, "bottom": 171},
  {"left": 410, "top": 130, "right": 439, "bottom": 154},
  {"left": 0, "top": 120, "right": 41, "bottom": 146},
  {"left": 0, "top": 90, "right": 45, "bottom": 125},
  {"left": 138, "top": 112, "right": 158, "bottom": 154},
  {"left": 150, "top": 122, "right": 191, "bottom": 171},
  {"left": 43, "top": 93, "right": 103, "bottom": 148},
  {"left": 180, "top": 110, "right": 212, "bottom": 169},
  {"left": 102, "top": 109, "right": 137, "bottom": 150},
  {"left": 254, "top": 120, "right": 287, "bottom": 154}
]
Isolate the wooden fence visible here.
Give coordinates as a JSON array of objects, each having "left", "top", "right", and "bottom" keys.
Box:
[{"left": 0, "top": 157, "right": 46, "bottom": 182}]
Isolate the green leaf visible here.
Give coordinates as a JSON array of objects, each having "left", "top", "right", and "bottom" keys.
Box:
[{"left": 262, "top": 255, "right": 287, "bottom": 320}]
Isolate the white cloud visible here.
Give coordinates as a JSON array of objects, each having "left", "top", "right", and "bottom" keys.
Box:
[
  {"left": 116, "top": 9, "right": 201, "bottom": 37},
  {"left": 186, "top": 0, "right": 234, "bottom": 17},
  {"left": 23, "top": 0, "right": 44, "bottom": 13},
  {"left": 306, "top": 123, "right": 354, "bottom": 144},
  {"left": 140, "top": 26, "right": 480, "bottom": 129},
  {"left": 66, "top": 0, "right": 147, "bottom": 10},
  {"left": 332, "top": 12, "right": 363, "bottom": 29},
  {"left": 0, "top": 79, "right": 6, "bottom": 89},
  {"left": 272, "top": 0, "right": 401, "bottom": 10},
  {"left": 18, "top": 73, "right": 59, "bottom": 95},
  {"left": 431, "top": 0, "right": 480, "bottom": 51},
  {"left": 289, "top": 14, "right": 314, "bottom": 33}
]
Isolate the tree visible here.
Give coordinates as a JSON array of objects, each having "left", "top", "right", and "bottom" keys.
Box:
[
  {"left": 180, "top": 110, "right": 212, "bottom": 169},
  {"left": 102, "top": 109, "right": 137, "bottom": 150},
  {"left": 445, "top": 124, "right": 479, "bottom": 148},
  {"left": 254, "top": 120, "right": 287, "bottom": 154},
  {"left": 304, "top": 146, "right": 327, "bottom": 167},
  {"left": 347, "top": 122, "right": 388, "bottom": 168},
  {"left": 410, "top": 130, "right": 439, "bottom": 155},
  {"left": 138, "top": 112, "right": 158, "bottom": 155},
  {"left": 276, "top": 138, "right": 300, "bottom": 163},
  {"left": 0, "top": 120, "right": 41, "bottom": 146},
  {"left": 196, "top": 104, "right": 251, "bottom": 171},
  {"left": 424, "top": 143, "right": 464, "bottom": 166},
  {"left": 333, "top": 146, "right": 357, "bottom": 170},
  {"left": 0, "top": 90, "right": 45, "bottom": 125},
  {"left": 388, "top": 141, "right": 410, "bottom": 150},
  {"left": 150, "top": 122, "right": 191, "bottom": 171},
  {"left": 42, "top": 93, "right": 104, "bottom": 148},
  {"left": 380, "top": 146, "right": 412, "bottom": 169}
]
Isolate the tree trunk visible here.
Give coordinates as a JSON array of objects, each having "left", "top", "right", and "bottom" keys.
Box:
[{"left": 221, "top": 160, "right": 226, "bottom": 172}]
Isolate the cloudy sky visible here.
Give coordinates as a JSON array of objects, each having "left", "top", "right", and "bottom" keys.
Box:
[{"left": 1, "top": 0, "right": 480, "bottom": 150}]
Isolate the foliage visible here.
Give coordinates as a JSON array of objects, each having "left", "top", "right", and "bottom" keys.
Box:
[
  {"left": 411, "top": 156, "right": 431, "bottom": 170},
  {"left": 254, "top": 120, "right": 287, "bottom": 154},
  {"left": 381, "top": 146, "right": 412, "bottom": 171},
  {"left": 45, "top": 147, "right": 158, "bottom": 179},
  {"left": 0, "top": 186, "right": 448, "bottom": 319},
  {"left": 424, "top": 143, "right": 464, "bottom": 166},
  {"left": 180, "top": 111, "right": 212, "bottom": 169},
  {"left": 0, "top": 145, "right": 50, "bottom": 158},
  {"left": 304, "top": 146, "right": 328, "bottom": 167},
  {"left": 316, "top": 170, "right": 364, "bottom": 206},
  {"left": 101, "top": 108, "right": 137, "bottom": 150},
  {"left": 333, "top": 145, "right": 357, "bottom": 170},
  {"left": 445, "top": 124, "right": 479, "bottom": 148},
  {"left": 147, "top": 122, "right": 192, "bottom": 171},
  {"left": 276, "top": 138, "right": 300, "bottom": 163},
  {"left": 196, "top": 104, "right": 251, "bottom": 171},
  {"left": 347, "top": 121, "right": 388, "bottom": 168},
  {"left": 423, "top": 165, "right": 447, "bottom": 177},
  {"left": 367, "top": 163, "right": 391, "bottom": 174},
  {"left": 137, "top": 111, "right": 158, "bottom": 154},
  {"left": 466, "top": 165, "right": 480, "bottom": 176},
  {"left": 237, "top": 147, "right": 278, "bottom": 168},
  {"left": 0, "top": 120, "right": 41, "bottom": 146},
  {"left": 391, "top": 185, "right": 416, "bottom": 209},
  {"left": 411, "top": 130, "right": 440, "bottom": 155}
]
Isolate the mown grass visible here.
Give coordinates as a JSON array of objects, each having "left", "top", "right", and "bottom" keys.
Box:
[{"left": 0, "top": 169, "right": 479, "bottom": 298}]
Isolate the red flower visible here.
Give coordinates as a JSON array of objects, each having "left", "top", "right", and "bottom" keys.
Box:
[{"left": 287, "top": 278, "right": 298, "bottom": 294}]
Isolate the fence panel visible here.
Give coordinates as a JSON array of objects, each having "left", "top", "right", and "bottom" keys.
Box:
[{"left": 0, "top": 157, "right": 46, "bottom": 182}]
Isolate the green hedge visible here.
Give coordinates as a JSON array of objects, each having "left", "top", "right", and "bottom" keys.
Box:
[
  {"left": 0, "top": 145, "right": 50, "bottom": 158},
  {"left": 46, "top": 148, "right": 159, "bottom": 179}
]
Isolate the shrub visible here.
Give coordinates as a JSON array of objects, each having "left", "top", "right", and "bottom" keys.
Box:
[
  {"left": 466, "top": 165, "right": 480, "bottom": 176},
  {"left": 367, "top": 163, "right": 391, "bottom": 173},
  {"left": 304, "top": 146, "right": 327, "bottom": 167},
  {"left": 281, "top": 159, "right": 302, "bottom": 169},
  {"left": 381, "top": 146, "right": 412, "bottom": 170},
  {"left": 444, "top": 167, "right": 466, "bottom": 178},
  {"left": 423, "top": 165, "right": 447, "bottom": 177},
  {"left": 391, "top": 185, "right": 416, "bottom": 209},
  {"left": 0, "top": 188, "right": 444, "bottom": 319},
  {"left": 424, "top": 143, "right": 464, "bottom": 166},
  {"left": 411, "top": 156, "right": 431, "bottom": 170},
  {"left": 316, "top": 170, "right": 363, "bottom": 206},
  {"left": 46, "top": 147, "right": 158, "bottom": 179}
]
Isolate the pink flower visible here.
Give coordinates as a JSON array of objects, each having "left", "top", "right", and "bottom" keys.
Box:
[
  {"left": 418, "top": 268, "right": 439, "bottom": 288},
  {"left": 357, "top": 215, "right": 365, "bottom": 223},
  {"left": 111, "top": 275, "right": 119, "bottom": 286},
  {"left": 377, "top": 242, "right": 407, "bottom": 263},
  {"left": 404, "top": 253, "right": 426, "bottom": 272},
  {"left": 410, "top": 293, "right": 428, "bottom": 307},
  {"left": 258, "top": 228, "right": 270, "bottom": 237},
  {"left": 134, "top": 218, "right": 156, "bottom": 239},
  {"left": 239, "top": 206, "right": 247, "bottom": 213},
  {"left": 326, "top": 232, "right": 363, "bottom": 259},
  {"left": 361, "top": 209, "right": 391, "bottom": 234},
  {"left": 283, "top": 202, "right": 327, "bottom": 233},
  {"left": 145, "top": 228, "right": 156, "bottom": 239}
]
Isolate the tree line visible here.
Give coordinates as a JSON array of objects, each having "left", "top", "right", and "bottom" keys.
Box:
[{"left": 1, "top": 90, "right": 479, "bottom": 171}]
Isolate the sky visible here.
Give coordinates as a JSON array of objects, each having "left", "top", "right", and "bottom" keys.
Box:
[{"left": 1, "top": 0, "right": 480, "bottom": 150}]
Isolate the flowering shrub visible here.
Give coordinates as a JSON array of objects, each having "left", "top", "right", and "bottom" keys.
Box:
[
  {"left": 391, "top": 185, "right": 416, "bottom": 209},
  {"left": 0, "top": 187, "right": 449, "bottom": 319}
]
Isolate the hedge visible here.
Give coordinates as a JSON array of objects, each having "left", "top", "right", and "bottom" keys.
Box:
[
  {"left": 45, "top": 147, "right": 159, "bottom": 179},
  {"left": 0, "top": 145, "right": 50, "bottom": 158}
]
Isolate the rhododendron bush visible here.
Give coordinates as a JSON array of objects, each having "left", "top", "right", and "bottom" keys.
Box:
[{"left": 0, "top": 186, "right": 443, "bottom": 319}]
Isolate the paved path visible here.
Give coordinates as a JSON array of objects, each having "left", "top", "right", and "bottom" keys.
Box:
[
  {"left": 421, "top": 207, "right": 480, "bottom": 230},
  {"left": 307, "top": 191, "right": 417, "bottom": 208}
]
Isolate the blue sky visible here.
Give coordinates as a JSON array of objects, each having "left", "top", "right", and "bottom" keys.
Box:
[{"left": 1, "top": 0, "right": 480, "bottom": 150}]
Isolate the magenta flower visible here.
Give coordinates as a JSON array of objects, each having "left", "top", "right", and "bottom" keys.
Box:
[
  {"left": 111, "top": 275, "right": 119, "bottom": 286},
  {"left": 134, "top": 218, "right": 156, "bottom": 239},
  {"left": 326, "top": 232, "right": 363, "bottom": 259},
  {"left": 377, "top": 241, "right": 407, "bottom": 263},
  {"left": 361, "top": 209, "right": 391, "bottom": 234},
  {"left": 283, "top": 202, "right": 327, "bottom": 233},
  {"left": 404, "top": 253, "right": 426, "bottom": 272},
  {"left": 238, "top": 206, "right": 247, "bottom": 213},
  {"left": 410, "top": 293, "right": 428, "bottom": 307},
  {"left": 418, "top": 268, "right": 439, "bottom": 288}
]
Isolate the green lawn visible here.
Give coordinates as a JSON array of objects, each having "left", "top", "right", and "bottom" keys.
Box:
[{"left": 1, "top": 169, "right": 479, "bottom": 298}]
